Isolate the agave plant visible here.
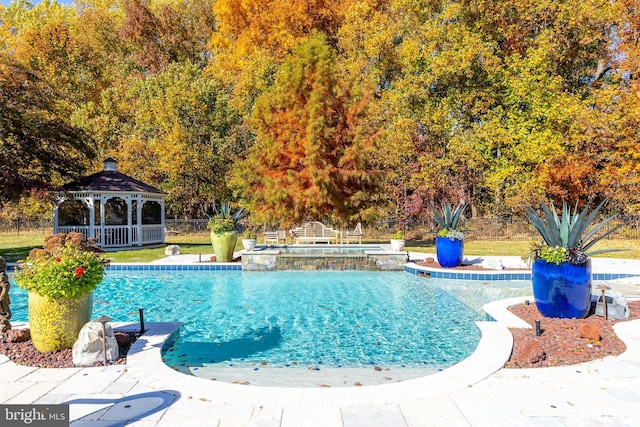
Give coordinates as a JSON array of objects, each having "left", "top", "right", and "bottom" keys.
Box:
[
  {"left": 431, "top": 202, "right": 468, "bottom": 239},
  {"left": 524, "top": 200, "right": 622, "bottom": 265},
  {"left": 207, "top": 202, "right": 247, "bottom": 234}
]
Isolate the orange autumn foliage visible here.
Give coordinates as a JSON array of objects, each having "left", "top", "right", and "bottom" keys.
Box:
[{"left": 231, "top": 33, "right": 382, "bottom": 226}]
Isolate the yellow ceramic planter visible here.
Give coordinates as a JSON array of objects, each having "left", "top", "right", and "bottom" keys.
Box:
[
  {"left": 210, "top": 231, "right": 238, "bottom": 262},
  {"left": 28, "top": 292, "right": 93, "bottom": 352}
]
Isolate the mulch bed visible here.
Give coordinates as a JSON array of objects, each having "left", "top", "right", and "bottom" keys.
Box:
[
  {"left": 506, "top": 300, "right": 640, "bottom": 368},
  {"left": 0, "top": 331, "right": 139, "bottom": 368}
]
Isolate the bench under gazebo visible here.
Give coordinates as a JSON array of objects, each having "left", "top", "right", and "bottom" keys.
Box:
[{"left": 54, "top": 158, "right": 167, "bottom": 249}]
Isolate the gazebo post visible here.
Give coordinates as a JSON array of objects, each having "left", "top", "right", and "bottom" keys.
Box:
[
  {"left": 53, "top": 204, "right": 59, "bottom": 235},
  {"left": 126, "top": 194, "right": 132, "bottom": 247},
  {"left": 136, "top": 196, "right": 143, "bottom": 246},
  {"left": 88, "top": 197, "right": 96, "bottom": 240},
  {"left": 100, "top": 195, "right": 106, "bottom": 246},
  {"left": 160, "top": 199, "right": 166, "bottom": 244}
]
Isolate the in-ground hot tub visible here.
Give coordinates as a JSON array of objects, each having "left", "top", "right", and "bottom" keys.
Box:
[{"left": 241, "top": 245, "right": 408, "bottom": 271}]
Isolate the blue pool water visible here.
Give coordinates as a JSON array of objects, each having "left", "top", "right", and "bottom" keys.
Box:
[
  {"left": 264, "top": 245, "right": 384, "bottom": 254},
  {"left": 9, "top": 270, "right": 530, "bottom": 371},
  {"left": 255, "top": 245, "right": 385, "bottom": 255}
]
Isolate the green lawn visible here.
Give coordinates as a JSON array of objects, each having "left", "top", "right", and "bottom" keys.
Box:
[
  {"left": 0, "top": 233, "right": 237, "bottom": 263},
  {"left": 406, "top": 239, "right": 640, "bottom": 260},
  {"left": 405, "top": 240, "right": 531, "bottom": 257},
  {"left": 1, "top": 232, "right": 638, "bottom": 263},
  {"left": 0, "top": 234, "right": 46, "bottom": 262},
  {"left": 105, "top": 235, "right": 217, "bottom": 263}
]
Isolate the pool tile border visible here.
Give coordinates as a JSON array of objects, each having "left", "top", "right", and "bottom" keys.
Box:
[
  {"left": 107, "top": 263, "right": 242, "bottom": 271},
  {"left": 5, "top": 262, "right": 243, "bottom": 272},
  {"left": 404, "top": 262, "right": 640, "bottom": 281},
  {"left": 9, "top": 260, "right": 638, "bottom": 280}
]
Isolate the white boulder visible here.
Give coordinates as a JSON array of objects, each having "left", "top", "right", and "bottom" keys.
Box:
[
  {"left": 595, "top": 290, "right": 630, "bottom": 319},
  {"left": 165, "top": 245, "right": 180, "bottom": 256},
  {"left": 481, "top": 258, "right": 504, "bottom": 270},
  {"left": 72, "top": 321, "right": 118, "bottom": 366}
]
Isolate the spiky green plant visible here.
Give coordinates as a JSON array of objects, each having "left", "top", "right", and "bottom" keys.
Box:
[
  {"left": 524, "top": 200, "right": 622, "bottom": 265},
  {"left": 431, "top": 202, "right": 468, "bottom": 239},
  {"left": 207, "top": 202, "right": 247, "bottom": 234}
]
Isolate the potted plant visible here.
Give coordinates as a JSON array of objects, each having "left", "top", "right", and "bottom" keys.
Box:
[
  {"left": 242, "top": 230, "right": 257, "bottom": 251},
  {"left": 13, "top": 232, "right": 108, "bottom": 352},
  {"left": 390, "top": 230, "right": 406, "bottom": 251},
  {"left": 207, "top": 202, "right": 247, "bottom": 262},
  {"left": 525, "top": 200, "right": 621, "bottom": 319},
  {"left": 431, "top": 202, "right": 467, "bottom": 268}
]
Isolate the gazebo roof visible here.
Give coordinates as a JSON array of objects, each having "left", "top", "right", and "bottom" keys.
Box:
[{"left": 62, "top": 158, "right": 166, "bottom": 195}]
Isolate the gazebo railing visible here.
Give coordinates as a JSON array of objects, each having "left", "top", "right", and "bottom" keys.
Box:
[
  {"left": 56, "top": 224, "right": 164, "bottom": 248},
  {"left": 142, "top": 225, "right": 163, "bottom": 244},
  {"left": 57, "top": 226, "right": 90, "bottom": 240},
  {"left": 96, "top": 225, "right": 129, "bottom": 248}
]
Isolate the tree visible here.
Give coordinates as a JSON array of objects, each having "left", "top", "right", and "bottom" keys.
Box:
[
  {"left": 211, "top": 0, "right": 344, "bottom": 59},
  {"left": 232, "top": 33, "right": 383, "bottom": 226},
  {"left": 114, "top": 62, "right": 243, "bottom": 217},
  {"left": 599, "top": 0, "right": 640, "bottom": 213},
  {"left": 118, "top": 0, "right": 215, "bottom": 74},
  {"left": 391, "top": 0, "right": 617, "bottom": 215},
  {"left": 1, "top": 0, "right": 636, "bottom": 220},
  {"left": 208, "top": 0, "right": 350, "bottom": 115},
  {"left": 0, "top": 55, "right": 94, "bottom": 207}
]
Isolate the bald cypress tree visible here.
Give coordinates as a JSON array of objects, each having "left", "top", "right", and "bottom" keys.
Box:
[{"left": 232, "top": 33, "right": 382, "bottom": 226}]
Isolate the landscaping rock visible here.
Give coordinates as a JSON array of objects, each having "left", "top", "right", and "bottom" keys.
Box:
[
  {"left": 114, "top": 331, "right": 131, "bottom": 346},
  {"left": 165, "top": 245, "right": 180, "bottom": 256},
  {"left": 481, "top": 258, "right": 504, "bottom": 270},
  {"left": 72, "top": 321, "right": 118, "bottom": 366},
  {"left": 518, "top": 341, "right": 546, "bottom": 365},
  {"left": 8, "top": 328, "right": 30, "bottom": 343},
  {"left": 579, "top": 323, "right": 601, "bottom": 341},
  {"left": 595, "top": 291, "right": 630, "bottom": 319}
]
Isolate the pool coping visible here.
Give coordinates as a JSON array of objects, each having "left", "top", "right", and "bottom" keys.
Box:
[
  {"left": 7, "top": 295, "right": 640, "bottom": 409},
  {"left": 245, "top": 244, "right": 390, "bottom": 255}
]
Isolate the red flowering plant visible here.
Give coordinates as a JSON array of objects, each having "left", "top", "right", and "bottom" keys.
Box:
[{"left": 13, "top": 232, "right": 109, "bottom": 299}]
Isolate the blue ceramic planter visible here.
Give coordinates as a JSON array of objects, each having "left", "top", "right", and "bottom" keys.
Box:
[
  {"left": 436, "top": 237, "right": 464, "bottom": 268},
  {"left": 532, "top": 259, "right": 592, "bottom": 319}
]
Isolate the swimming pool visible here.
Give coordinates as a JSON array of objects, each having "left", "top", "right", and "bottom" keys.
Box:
[{"left": 8, "top": 270, "right": 530, "bottom": 377}]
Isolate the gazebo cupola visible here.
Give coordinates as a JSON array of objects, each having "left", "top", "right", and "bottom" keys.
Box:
[{"left": 54, "top": 158, "right": 167, "bottom": 249}]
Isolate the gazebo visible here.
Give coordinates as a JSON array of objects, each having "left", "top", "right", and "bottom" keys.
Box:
[{"left": 53, "top": 158, "right": 167, "bottom": 249}]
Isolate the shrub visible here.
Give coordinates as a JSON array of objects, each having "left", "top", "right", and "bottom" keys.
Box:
[{"left": 13, "top": 232, "right": 108, "bottom": 299}]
